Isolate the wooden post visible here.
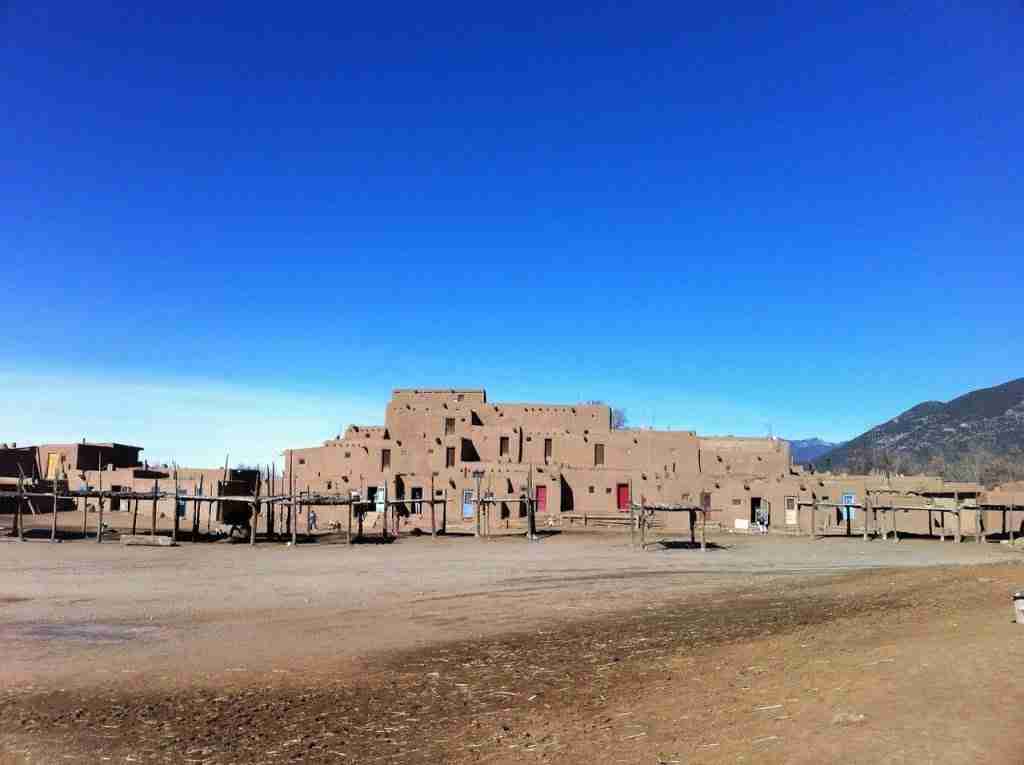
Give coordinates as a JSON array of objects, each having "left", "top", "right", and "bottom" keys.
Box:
[
  {"left": 15, "top": 474, "right": 24, "bottom": 541},
  {"left": 81, "top": 483, "right": 88, "bottom": 540},
  {"left": 978, "top": 498, "right": 986, "bottom": 544},
  {"left": 442, "top": 489, "right": 448, "bottom": 535},
  {"left": 50, "top": 461, "right": 60, "bottom": 542},
  {"left": 700, "top": 509, "right": 707, "bottom": 551},
  {"left": 172, "top": 466, "right": 180, "bottom": 543},
  {"left": 96, "top": 455, "right": 104, "bottom": 543},
  {"left": 954, "top": 492, "right": 961, "bottom": 544},
  {"left": 249, "top": 468, "right": 260, "bottom": 546},
  {"left": 1010, "top": 502, "right": 1016, "bottom": 546},
  {"left": 430, "top": 474, "right": 437, "bottom": 538},
  {"left": 193, "top": 474, "right": 203, "bottom": 540},
  {"left": 151, "top": 479, "right": 158, "bottom": 537},
  {"left": 862, "top": 498, "right": 869, "bottom": 541},
  {"left": 892, "top": 507, "right": 899, "bottom": 543},
  {"left": 267, "top": 465, "right": 275, "bottom": 540},
  {"left": 630, "top": 502, "right": 636, "bottom": 549},
  {"left": 292, "top": 493, "right": 298, "bottom": 547},
  {"left": 347, "top": 498, "right": 352, "bottom": 545}
]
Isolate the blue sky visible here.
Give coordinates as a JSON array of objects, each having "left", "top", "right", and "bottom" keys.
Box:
[{"left": 2, "top": 1, "right": 1022, "bottom": 466}]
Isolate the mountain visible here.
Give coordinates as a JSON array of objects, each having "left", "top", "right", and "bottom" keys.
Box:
[
  {"left": 786, "top": 438, "right": 840, "bottom": 464},
  {"left": 816, "top": 377, "right": 1024, "bottom": 478}
]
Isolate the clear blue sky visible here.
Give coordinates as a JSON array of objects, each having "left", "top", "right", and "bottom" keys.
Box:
[{"left": 2, "top": 2, "right": 1021, "bottom": 466}]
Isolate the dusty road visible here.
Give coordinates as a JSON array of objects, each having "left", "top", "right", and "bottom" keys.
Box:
[{"left": 1, "top": 528, "right": 1022, "bottom": 763}]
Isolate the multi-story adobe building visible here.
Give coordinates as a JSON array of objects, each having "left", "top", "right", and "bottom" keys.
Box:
[{"left": 284, "top": 388, "right": 796, "bottom": 531}]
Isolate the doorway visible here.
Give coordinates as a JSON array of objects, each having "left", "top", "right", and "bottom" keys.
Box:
[
  {"left": 750, "top": 497, "right": 767, "bottom": 527},
  {"left": 462, "top": 489, "right": 474, "bottom": 520},
  {"left": 616, "top": 483, "right": 630, "bottom": 512},
  {"left": 535, "top": 485, "right": 547, "bottom": 513}
]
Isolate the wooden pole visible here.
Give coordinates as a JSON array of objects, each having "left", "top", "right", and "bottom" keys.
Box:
[
  {"left": 954, "top": 492, "right": 961, "bottom": 544},
  {"left": 151, "top": 479, "right": 158, "bottom": 537},
  {"left": 289, "top": 452, "right": 296, "bottom": 545},
  {"left": 250, "top": 468, "right": 260, "bottom": 547},
  {"left": 193, "top": 474, "right": 203, "bottom": 539},
  {"left": 430, "top": 473, "right": 437, "bottom": 538},
  {"left": 474, "top": 474, "right": 482, "bottom": 539},
  {"left": 1011, "top": 502, "right": 1016, "bottom": 546},
  {"left": 15, "top": 474, "right": 24, "bottom": 541},
  {"left": 81, "top": 481, "right": 88, "bottom": 540},
  {"left": 50, "top": 460, "right": 60, "bottom": 542},
  {"left": 96, "top": 455, "right": 104, "bottom": 543},
  {"left": 630, "top": 502, "right": 636, "bottom": 549},
  {"left": 700, "top": 509, "right": 707, "bottom": 551},
  {"left": 862, "top": 497, "right": 869, "bottom": 541},
  {"left": 442, "top": 489, "right": 448, "bottom": 535},
  {"left": 347, "top": 498, "right": 352, "bottom": 544},
  {"left": 892, "top": 507, "right": 899, "bottom": 543},
  {"left": 172, "top": 466, "right": 180, "bottom": 543},
  {"left": 978, "top": 497, "right": 986, "bottom": 544}
]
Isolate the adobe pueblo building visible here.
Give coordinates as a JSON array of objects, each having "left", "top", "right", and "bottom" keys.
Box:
[{"left": 285, "top": 388, "right": 795, "bottom": 531}]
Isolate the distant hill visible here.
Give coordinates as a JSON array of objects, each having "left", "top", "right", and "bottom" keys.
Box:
[
  {"left": 816, "top": 377, "right": 1024, "bottom": 482},
  {"left": 785, "top": 438, "right": 840, "bottom": 464}
]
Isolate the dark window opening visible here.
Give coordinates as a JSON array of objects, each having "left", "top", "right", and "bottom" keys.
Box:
[
  {"left": 544, "top": 438, "right": 553, "bottom": 462},
  {"left": 381, "top": 449, "right": 391, "bottom": 471},
  {"left": 594, "top": 443, "right": 605, "bottom": 466},
  {"left": 499, "top": 436, "right": 510, "bottom": 457},
  {"left": 444, "top": 417, "right": 455, "bottom": 435},
  {"left": 445, "top": 446, "right": 456, "bottom": 468}
]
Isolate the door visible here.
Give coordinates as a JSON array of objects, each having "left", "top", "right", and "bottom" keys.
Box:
[
  {"left": 411, "top": 487, "right": 423, "bottom": 515},
  {"left": 46, "top": 453, "right": 60, "bottom": 480},
  {"left": 463, "top": 489, "right": 474, "bottom": 519},
  {"left": 616, "top": 483, "right": 630, "bottom": 511},
  {"left": 841, "top": 493, "right": 856, "bottom": 522},
  {"left": 751, "top": 497, "right": 766, "bottom": 526},
  {"left": 535, "top": 485, "right": 547, "bottom": 513}
]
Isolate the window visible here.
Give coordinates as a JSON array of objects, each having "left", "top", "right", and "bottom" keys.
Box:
[
  {"left": 445, "top": 446, "right": 456, "bottom": 468},
  {"left": 381, "top": 449, "right": 391, "bottom": 471},
  {"left": 785, "top": 496, "right": 797, "bottom": 511},
  {"left": 588, "top": 486, "right": 595, "bottom": 494},
  {"left": 732, "top": 498, "right": 742, "bottom": 506},
  {"left": 444, "top": 417, "right": 455, "bottom": 435},
  {"left": 298, "top": 458, "right": 306, "bottom": 465},
  {"left": 544, "top": 438, "right": 553, "bottom": 462},
  {"left": 326, "top": 481, "right": 333, "bottom": 491},
  {"left": 499, "top": 436, "right": 510, "bottom": 457},
  {"left": 594, "top": 443, "right": 605, "bottom": 466}
]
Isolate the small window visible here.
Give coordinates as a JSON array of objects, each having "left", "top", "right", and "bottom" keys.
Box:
[
  {"left": 344, "top": 451, "right": 350, "bottom": 458},
  {"left": 445, "top": 417, "right": 455, "bottom": 435},
  {"left": 298, "top": 458, "right": 306, "bottom": 465},
  {"left": 544, "top": 438, "right": 553, "bottom": 462},
  {"left": 588, "top": 486, "right": 595, "bottom": 494},
  {"left": 499, "top": 436, "right": 510, "bottom": 457},
  {"left": 381, "top": 449, "right": 391, "bottom": 471},
  {"left": 732, "top": 498, "right": 742, "bottom": 506},
  {"left": 445, "top": 446, "right": 456, "bottom": 468},
  {"left": 594, "top": 443, "right": 605, "bottom": 466},
  {"left": 326, "top": 481, "right": 333, "bottom": 491},
  {"left": 785, "top": 496, "right": 797, "bottom": 511}
]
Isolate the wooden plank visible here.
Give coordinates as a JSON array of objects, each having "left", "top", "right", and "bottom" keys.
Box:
[{"left": 121, "top": 534, "right": 176, "bottom": 547}]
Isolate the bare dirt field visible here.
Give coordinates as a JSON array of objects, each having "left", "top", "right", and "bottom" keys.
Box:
[{"left": 2, "top": 520, "right": 1023, "bottom": 764}]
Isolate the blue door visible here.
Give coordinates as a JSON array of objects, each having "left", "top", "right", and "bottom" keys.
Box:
[
  {"left": 842, "top": 493, "right": 856, "bottom": 521},
  {"left": 462, "top": 489, "right": 474, "bottom": 519}
]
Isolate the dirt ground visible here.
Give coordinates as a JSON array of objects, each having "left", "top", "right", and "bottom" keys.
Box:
[{"left": 1, "top": 520, "right": 1023, "bottom": 764}]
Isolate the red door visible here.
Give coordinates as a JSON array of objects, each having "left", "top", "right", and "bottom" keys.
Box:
[
  {"left": 535, "top": 485, "right": 547, "bottom": 512},
  {"left": 617, "top": 484, "right": 630, "bottom": 511}
]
